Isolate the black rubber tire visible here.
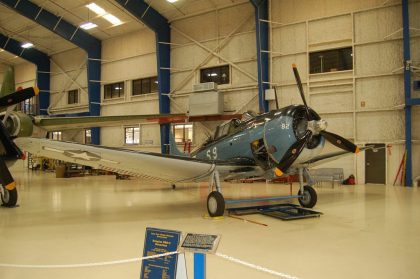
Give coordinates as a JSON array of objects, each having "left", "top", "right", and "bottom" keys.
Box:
[
  {"left": 172, "top": 184, "right": 176, "bottom": 190},
  {"left": 1, "top": 187, "right": 18, "bottom": 207},
  {"left": 207, "top": 191, "right": 225, "bottom": 217},
  {"left": 298, "top": 185, "right": 317, "bottom": 208}
]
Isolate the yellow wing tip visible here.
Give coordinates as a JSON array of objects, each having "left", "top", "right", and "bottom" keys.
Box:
[
  {"left": 33, "top": 86, "right": 40, "bottom": 96},
  {"left": 274, "top": 168, "right": 283, "bottom": 177},
  {"left": 355, "top": 147, "right": 360, "bottom": 154},
  {"left": 5, "top": 181, "right": 16, "bottom": 190}
]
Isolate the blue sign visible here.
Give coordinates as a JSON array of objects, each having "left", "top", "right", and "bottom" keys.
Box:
[{"left": 140, "top": 227, "right": 181, "bottom": 279}]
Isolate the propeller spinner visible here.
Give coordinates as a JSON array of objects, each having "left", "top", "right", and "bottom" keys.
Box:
[{"left": 275, "top": 65, "right": 359, "bottom": 176}]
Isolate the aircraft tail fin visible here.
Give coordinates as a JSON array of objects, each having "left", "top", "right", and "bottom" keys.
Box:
[
  {"left": 0, "top": 66, "right": 15, "bottom": 98},
  {"left": 169, "top": 133, "right": 188, "bottom": 157}
]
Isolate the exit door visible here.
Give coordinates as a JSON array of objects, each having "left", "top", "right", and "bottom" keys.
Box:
[{"left": 365, "top": 143, "right": 386, "bottom": 184}]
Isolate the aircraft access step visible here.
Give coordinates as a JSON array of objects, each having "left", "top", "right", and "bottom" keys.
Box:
[{"left": 227, "top": 203, "right": 322, "bottom": 221}]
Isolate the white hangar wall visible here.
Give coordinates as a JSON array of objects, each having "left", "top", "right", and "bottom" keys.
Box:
[
  {"left": 271, "top": 0, "right": 420, "bottom": 183},
  {"left": 170, "top": 2, "right": 258, "bottom": 146}
]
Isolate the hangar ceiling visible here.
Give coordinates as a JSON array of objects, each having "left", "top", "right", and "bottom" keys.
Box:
[{"left": 0, "top": 0, "right": 247, "bottom": 65}]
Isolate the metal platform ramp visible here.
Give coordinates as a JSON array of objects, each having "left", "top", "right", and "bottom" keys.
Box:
[{"left": 227, "top": 203, "right": 322, "bottom": 221}]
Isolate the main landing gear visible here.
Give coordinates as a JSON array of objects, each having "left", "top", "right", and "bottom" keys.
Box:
[
  {"left": 0, "top": 184, "right": 18, "bottom": 207},
  {"left": 297, "top": 168, "right": 317, "bottom": 208},
  {"left": 205, "top": 168, "right": 318, "bottom": 217},
  {"left": 207, "top": 170, "right": 225, "bottom": 217}
]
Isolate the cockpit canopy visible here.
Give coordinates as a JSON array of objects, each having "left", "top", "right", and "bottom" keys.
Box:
[{"left": 213, "top": 111, "right": 258, "bottom": 140}]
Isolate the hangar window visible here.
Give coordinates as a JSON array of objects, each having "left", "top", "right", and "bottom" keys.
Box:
[
  {"left": 132, "top": 76, "right": 158, "bottom": 95},
  {"left": 309, "top": 47, "right": 353, "bottom": 74},
  {"left": 68, "top": 89, "right": 79, "bottom": 104},
  {"left": 173, "top": 124, "right": 193, "bottom": 143},
  {"left": 200, "top": 65, "right": 230, "bottom": 84},
  {"left": 125, "top": 127, "right": 140, "bottom": 145},
  {"left": 51, "top": 131, "right": 62, "bottom": 141},
  {"left": 104, "top": 82, "right": 124, "bottom": 99},
  {"left": 85, "top": 129, "right": 92, "bottom": 144}
]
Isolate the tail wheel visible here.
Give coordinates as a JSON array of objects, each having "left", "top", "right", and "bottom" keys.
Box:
[
  {"left": 298, "top": 185, "right": 317, "bottom": 208},
  {"left": 1, "top": 186, "right": 18, "bottom": 207},
  {"left": 207, "top": 191, "right": 225, "bottom": 217}
]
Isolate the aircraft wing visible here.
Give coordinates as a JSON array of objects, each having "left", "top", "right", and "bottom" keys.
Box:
[
  {"left": 14, "top": 137, "right": 259, "bottom": 183},
  {"left": 33, "top": 114, "right": 187, "bottom": 132}
]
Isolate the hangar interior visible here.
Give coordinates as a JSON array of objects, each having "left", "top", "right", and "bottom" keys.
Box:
[{"left": 0, "top": 0, "right": 419, "bottom": 278}]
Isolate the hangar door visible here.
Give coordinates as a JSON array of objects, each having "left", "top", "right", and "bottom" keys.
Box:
[{"left": 365, "top": 143, "right": 386, "bottom": 184}]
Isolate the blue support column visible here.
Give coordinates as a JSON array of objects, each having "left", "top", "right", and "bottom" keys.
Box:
[
  {"left": 115, "top": 0, "right": 171, "bottom": 153},
  {"left": 0, "top": 33, "right": 50, "bottom": 115},
  {"left": 0, "top": 0, "right": 102, "bottom": 144},
  {"left": 194, "top": 253, "right": 206, "bottom": 279},
  {"left": 402, "top": 0, "right": 413, "bottom": 186},
  {"left": 250, "top": 0, "right": 269, "bottom": 113}
]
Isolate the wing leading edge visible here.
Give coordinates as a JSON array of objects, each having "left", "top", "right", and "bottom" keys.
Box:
[{"left": 15, "top": 138, "right": 259, "bottom": 183}]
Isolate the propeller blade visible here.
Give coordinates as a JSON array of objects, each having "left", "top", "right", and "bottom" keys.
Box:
[
  {"left": 274, "top": 131, "right": 312, "bottom": 176},
  {"left": 273, "top": 87, "right": 279, "bottom": 110},
  {"left": 320, "top": 130, "right": 360, "bottom": 153},
  {"left": 0, "top": 87, "right": 39, "bottom": 109},
  {"left": 292, "top": 64, "right": 312, "bottom": 120}
]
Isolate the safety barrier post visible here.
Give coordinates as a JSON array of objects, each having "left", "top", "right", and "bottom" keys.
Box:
[{"left": 194, "top": 253, "right": 206, "bottom": 279}]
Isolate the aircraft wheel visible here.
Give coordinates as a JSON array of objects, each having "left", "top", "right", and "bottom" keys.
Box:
[
  {"left": 207, "top": 191, "right": 225, "bottom": 217},
  {"left": 298, "top": 185, "right": 317, "bottom": 208},
  {"left": 1, "top": 186, "right": 18, "bottom": 207},
  {"left": 172, "top": 184, "right": 176, "bottom": 190}
]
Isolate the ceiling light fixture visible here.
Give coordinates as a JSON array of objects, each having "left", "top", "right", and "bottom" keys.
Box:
[
  {"left": 86, "top": 3, "right": 106, "bottom": 15},
  {"left": 80, "top": 22, "right": 98, "bottom": 30},
  {"left": 21, "top": 42, "right": 34, "bottom": 49},
  {"left": 103, "top": 14, "right": 122, "bottom": 26},
  {"left": 167, "top": 0, "right": 178, "bottom": 3}
]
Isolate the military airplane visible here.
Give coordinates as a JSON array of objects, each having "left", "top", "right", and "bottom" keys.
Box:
[{"left": 1, "top": 65, "right": 363, "bottom": 217}]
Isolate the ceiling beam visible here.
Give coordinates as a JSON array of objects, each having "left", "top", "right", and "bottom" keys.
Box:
[
  {"left": 0, "top": 0, "right": 102, "bottom": 144},
  {"left": 0, "top": 32, "right": 49, "bottom": 115},
  {"left": 115, "top": 0, "right": 171, "bottom": 154}
]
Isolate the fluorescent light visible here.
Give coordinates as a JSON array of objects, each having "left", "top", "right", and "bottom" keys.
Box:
[
  {"left": 103, "top": 14, "right": 122, "bottom": 25},
  {"left": 210, "top": 73, "right": 218, "bottom": 77},
  {"left": 80, "top": 22, "right": 98, "bottom": 30},
  {"left": 0, "top": 49, "right": 3, "bottom": 52},
  {"left": 21, "top": 42, "right": 34, "bottom": 48},
  {"left": 86, "top": 3, "right": 106, "bottom": 15},
  {"left": 167, "top": 0, "right": 178, "bottom": 3}
]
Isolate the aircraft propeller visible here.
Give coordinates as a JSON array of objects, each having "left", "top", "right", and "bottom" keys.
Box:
[
  {"left": 0, "top": 86, "right": 38, "bottom": 206},
  {"left": 275, "top": 65, "right": 359, "bottom": 176},
  {"left": 0, "top": 87, "right": 39, "bottom": 109}
]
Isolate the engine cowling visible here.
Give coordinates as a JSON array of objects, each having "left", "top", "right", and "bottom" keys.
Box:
[{"left": 1, "top": 111, "right": 34, "bottom": 137}]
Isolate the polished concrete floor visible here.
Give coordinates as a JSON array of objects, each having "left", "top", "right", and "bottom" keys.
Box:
[{"left": 1, "top": 163, "right": 419, "bottom": 279}]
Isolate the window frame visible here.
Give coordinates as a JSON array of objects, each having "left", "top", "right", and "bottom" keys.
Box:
[
  {"left": 124, "top": 126, "right": 140, "bottom": 145},
  {"left": 85, "top": 129, "right": 92, "bottom": 144},
  {"left": 309, "top": 46, "right": 353, "bottom": 74},
  {"left": 200, "top": 65, "right": 230, "bottom": 85},
  {"left": 68, "top": 89, "right": 79, "bottom": 105},
  {"left": 51, "top": 131, "right": 62, "bottom": 141},
  {"left": 173, "top": 123, "right": 193, "bottom": 144},
  {"left": 132, "top": 76, "right": 159, "bottom": 96},
  {"left": 104, "top": 81, "right": 125, "bottom": 100}
]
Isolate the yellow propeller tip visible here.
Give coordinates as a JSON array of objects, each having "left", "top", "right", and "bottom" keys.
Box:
[
  {"left": 5, "top": 181, "right": 16, "bottom": 190},
  {"left": 34, "top": 86, "right": 40, "bottom": 96},
  {"left": 292, "top": 63, "right": 297, "bottom": 68},
  {"left": 355, "top": 147, "right": 360, "bottom": 154},
  {"left": 274, "top": 168, "right": 283, "bottom": 177}
]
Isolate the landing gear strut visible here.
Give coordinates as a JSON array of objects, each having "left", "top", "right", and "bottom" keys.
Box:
[
  {"left": 297, "top": 168, "right": 317, "bottom": 208},
  {"left": 207, "top": 170, "right": 225, "bottom": 217}
]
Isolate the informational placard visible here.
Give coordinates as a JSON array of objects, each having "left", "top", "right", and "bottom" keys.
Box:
[
  {"left": 140, "top": 227, "right": 181, "bottom": 279},
  {"left": 180, "top": 233, "right": 220, "bottom": 253}
]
